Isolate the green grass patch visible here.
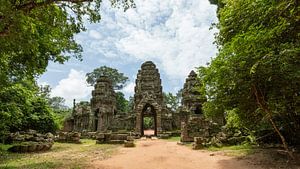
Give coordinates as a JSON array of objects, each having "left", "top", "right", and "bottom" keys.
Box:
[
  {"left": 0, "top": 139, "right": 119, "bottom": 169},
  {"left": 206, "top": 144, "right": 256, "bottom": 156},
  {"left": 164, "top": 136, "right": 181, "bottom": 142}
]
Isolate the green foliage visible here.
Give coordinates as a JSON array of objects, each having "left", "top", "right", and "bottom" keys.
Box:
[
  {"left": 203, "top": 0, "right": 300, "bottom": 145},
  {"left": 163, "top": 91, "right": 181, "bottom": 111},
  {"left": 48, "top": 96, "right": 68, "bottom": 110},
  {"left": 0, "top": 81, "right": 59, "bottom": 141},
  {"left": 143, "top": 117, "right": 154, "bottom": 129},
  {"left": 116, "top": 92, "right": 129, "bottom": 113},
  {"left": 86, "top": 66, "right": 129, "bottom": 89},
  {"left": 0, "top": 0, "right": 134, "bottom": 88}
]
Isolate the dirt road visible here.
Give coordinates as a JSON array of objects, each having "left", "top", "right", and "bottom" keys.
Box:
[{"left": 91, "top": 139, "right": 262, "bottom": 169}]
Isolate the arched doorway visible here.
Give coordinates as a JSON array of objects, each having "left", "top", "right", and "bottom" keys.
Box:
[{"left": 141, "top": 103, "right": 157, "bottom": 136}]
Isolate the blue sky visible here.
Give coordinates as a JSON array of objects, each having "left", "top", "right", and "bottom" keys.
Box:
[{"left": 38, "top": 0, "right": 218, "bottom": 107}]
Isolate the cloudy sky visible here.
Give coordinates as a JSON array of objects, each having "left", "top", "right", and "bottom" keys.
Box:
[{"left": 38, "top": 0, "right": 218, "bottom": 107}]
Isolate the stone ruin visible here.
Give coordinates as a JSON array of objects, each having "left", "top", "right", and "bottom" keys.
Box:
[
  {"left": 134, "top": 61, "right": 176, "bottom": 136},
  {"left": 91, "top": 76, "right": 117, "bottom": 132},
  {"left": 180, "top": 70, "right": 212, "bottom": 142},
  {"left": 63, "top": 61, "right": 216, "bottom": 144},
  {"left": 64, "top": 76, "right": 135, "bottom": 133},
  {"left": 7, "top": 130, "right": 54, "bottom": 153}
]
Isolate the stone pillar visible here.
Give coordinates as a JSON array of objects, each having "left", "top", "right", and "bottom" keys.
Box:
[{"left": 133, "top": 61, "right": 167, "bottom": 136}]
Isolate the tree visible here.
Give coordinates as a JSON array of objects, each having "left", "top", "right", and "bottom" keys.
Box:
[
  {"left": 48, "top": 96, "right": 68, "bottom": 110},
  {"left": 163, "top": 91, "right": 181, "bottom": 111},
  {"left": 86, "top": 66, "right": 129, "bottom": 90},
  {"left": 0, "top": 81, "right": 59, "bottom": 141},
  {"left": 0, "top": 0, "right": 134, "bottom": 87},
  {"left": 116, "top": 92, "right": 129, "bottom": 113},
  {"left": 203, "top": 0, "right": 300, "bottom": 158}
]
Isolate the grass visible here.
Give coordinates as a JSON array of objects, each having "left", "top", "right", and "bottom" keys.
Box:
[
  {"left": 0, "top": 139, "right": 120, "bottom": 169},
  {"left": 164, "top": 136, "right": 181, "bottom": 142},
  {"left": 206, "top": 143, "right": 256, "bottom": 156}
]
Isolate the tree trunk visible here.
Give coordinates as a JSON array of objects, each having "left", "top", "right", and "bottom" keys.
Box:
[{"left": 252, "top": 85, "right": 295, "bottom": 160}]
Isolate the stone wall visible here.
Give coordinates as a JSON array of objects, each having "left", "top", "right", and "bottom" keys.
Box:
[{"left": 8, "top": 130, "right": 54, "bottom": 153}]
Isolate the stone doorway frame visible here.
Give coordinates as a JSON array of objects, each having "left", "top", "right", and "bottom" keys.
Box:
[
  {"left": 135, "top": 97, "right": 162, "bottom": 136},
  {"left": 141, "top": 103, "right": 157, "bottom": 136}
]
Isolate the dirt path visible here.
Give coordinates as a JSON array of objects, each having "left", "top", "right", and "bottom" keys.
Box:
[{"left": 91, "top": 139, "right": 262, "bottom": 169}]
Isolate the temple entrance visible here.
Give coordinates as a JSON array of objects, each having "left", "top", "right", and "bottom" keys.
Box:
[{"left": 141, "top": 104, "right": 157, "bottom": 136}]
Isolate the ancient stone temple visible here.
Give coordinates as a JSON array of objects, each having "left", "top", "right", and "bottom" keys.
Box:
[
  {"left": 90, "top": 76, "right": 117, "bottom": 132},
  {"left": 63, "top": 100, "right": 92, "bottom": 132},
  {"left": 72, "top": 101, "right": 92, "bottom": 131},
  {"left": 180, "top": 70, "right": 209, "bottom": 142},
  {"left": 181, "top": 70, "right": 206, "bottom": 116},
  {"left": 134, "top": 61, "right": 174, "bottom": 136},
  {"left": 64, "top": 61, "right": 178, "bottom": 135},
  {"left": 64, "top": 76, "right": 118, "bottom": 132}
]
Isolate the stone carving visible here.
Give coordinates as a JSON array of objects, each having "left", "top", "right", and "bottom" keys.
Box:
[
  {"left": 180, "top": 70, "right": 209, "bottom": 142},
  {"left": 91, "top": 76, "right": 117, "bottom": 132},
  {"left": 181, "top": 70, "right": 205, "bottom": 116},
  {"left": 134, "top": 61, "right": 165, "bottom": 136}
]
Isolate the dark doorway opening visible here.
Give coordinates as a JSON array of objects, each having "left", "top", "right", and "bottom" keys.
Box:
[
  {"left": 141, "top": 103, "right": 157, "bottom": 136},
  {"left": 94, "top": 109, "right": 99, "bottom": 131},
  {"left": 194, "top": 105, "right": 202, "bottom": 115}
]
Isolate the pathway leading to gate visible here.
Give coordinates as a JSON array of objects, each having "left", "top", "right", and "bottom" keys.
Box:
[{"left": 91, "top": 139, "right": 261, "bottom": 169}]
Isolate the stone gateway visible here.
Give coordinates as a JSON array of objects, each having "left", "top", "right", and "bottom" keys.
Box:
[
  {"left": 134, "top": 61, "right": 164, "bottom": 136},
  {"left": 64, "top": 61, "right": 209, "bottom": 138}
]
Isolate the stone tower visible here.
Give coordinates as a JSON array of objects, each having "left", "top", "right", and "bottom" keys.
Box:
[
  {"left": 91, "top": 76, "right": 117, "bottom": 132},
  {"left": 180, "top": 70, "right": 208, "bottom": 142},
  {"left": 181, "top": 70, "right": 205, "bottom": 115},
  {"left": 134, "top": 61, "right": 164, "bottom": 135}
]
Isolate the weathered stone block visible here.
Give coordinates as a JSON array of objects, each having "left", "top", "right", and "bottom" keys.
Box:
[
  {"left": 126, "top": 136, "right": 135, "bottom": 141},
  {"left": 192, "top": 143, "right": 203, "bottom": 150},
  {"left": 194, "top": 137, "right": 203, "bottom": 144},
  {"left": 124, "top": 140, "right": 135, "bottom": 147}
]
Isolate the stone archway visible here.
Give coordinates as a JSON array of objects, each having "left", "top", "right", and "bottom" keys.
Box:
[
  {"left": 133, "top": 61, "right": 165, "bottom": 136},
  {"left": 141, "top": 103, "right": 157, "bottom": 136},
  {"left": 135, "top": 96, "right": 162, "bottom": 136}
]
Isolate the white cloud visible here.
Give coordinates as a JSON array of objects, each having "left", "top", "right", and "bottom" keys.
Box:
[
  {"left": 114, "top": 0, "right": 218, "bottom": 79},
  {"left": 51, "top": 69, "right": 92, "bottom": 107},
  {"left": 70, "top": 0, "right": 218, "bottom": 96},
  {"left": 77, "top": 0, "right": 217, "bottom": 81},
  {"left": 121, "top": 82, "right": 135, "bottom": 98},
  {"left": 88, "top": 30, "right": 102, "bottom": 39}
]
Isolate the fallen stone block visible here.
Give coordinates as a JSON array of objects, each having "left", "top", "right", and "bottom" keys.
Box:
[{"left": 124, "top": 141, "right": 135, "bottom": 147}]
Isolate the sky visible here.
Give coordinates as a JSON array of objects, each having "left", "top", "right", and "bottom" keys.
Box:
[{"left": 38, "top": 0, "right": 218, "bottom": 107}]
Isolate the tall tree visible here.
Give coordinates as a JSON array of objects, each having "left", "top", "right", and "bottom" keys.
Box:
[
  {"left": 116, "top": 92, "right": 129, "bottom": 113},
  {"left": 163, "top": 91, "right": 181, "bottom": 111},
  {"left": 86, "top": 66, "right": 129, "bottom": 90},
  {"left": 0, "top": 0, "right": 134, "bottom": 87},
  {"left": 203, "top": 0, "right": 300, "bottom": 158}
]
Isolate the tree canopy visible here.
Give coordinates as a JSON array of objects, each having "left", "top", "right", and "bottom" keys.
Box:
[
  {"left": 163, "top": 91, "right": 182, "bottom": 111},
  {"left": 0, "top": 0, "right": 134, "bottom": 87},
  {"left": 201, "top": 0, "right": 300, "bottom": 157},
  {"left": 86, "top": 66, "right": 129, "bottom": 90}
]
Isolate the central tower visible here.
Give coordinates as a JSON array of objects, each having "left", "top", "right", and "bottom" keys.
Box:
[{"left": 134, "top": 61, "right": 164, "bottom": 136}]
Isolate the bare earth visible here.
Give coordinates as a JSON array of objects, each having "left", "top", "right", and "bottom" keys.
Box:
[{"left": 90, "top": 139, "right": 264, "bottom": 169}]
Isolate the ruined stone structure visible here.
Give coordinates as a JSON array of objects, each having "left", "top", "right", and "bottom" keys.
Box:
[
  {"left": 134, "top": 61, "right": 164, "bottom": 136},
  {"left": 91, "top": 76, "right": 117, "bottom": 132},
  {"left": 72, "top": 101, "right": 92, "bottom": 131},
  {"left": 181, "top": 70, "right": 205, "bottom": 117},
  {"left": 64, "top": 76, "right": 118, "bottom": 132},
  {"left": 64, "top": 61, "right": 179, "bottom": 136},
  {"left": 180, "top": 70, "right": 209, "bottom": 142}
]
